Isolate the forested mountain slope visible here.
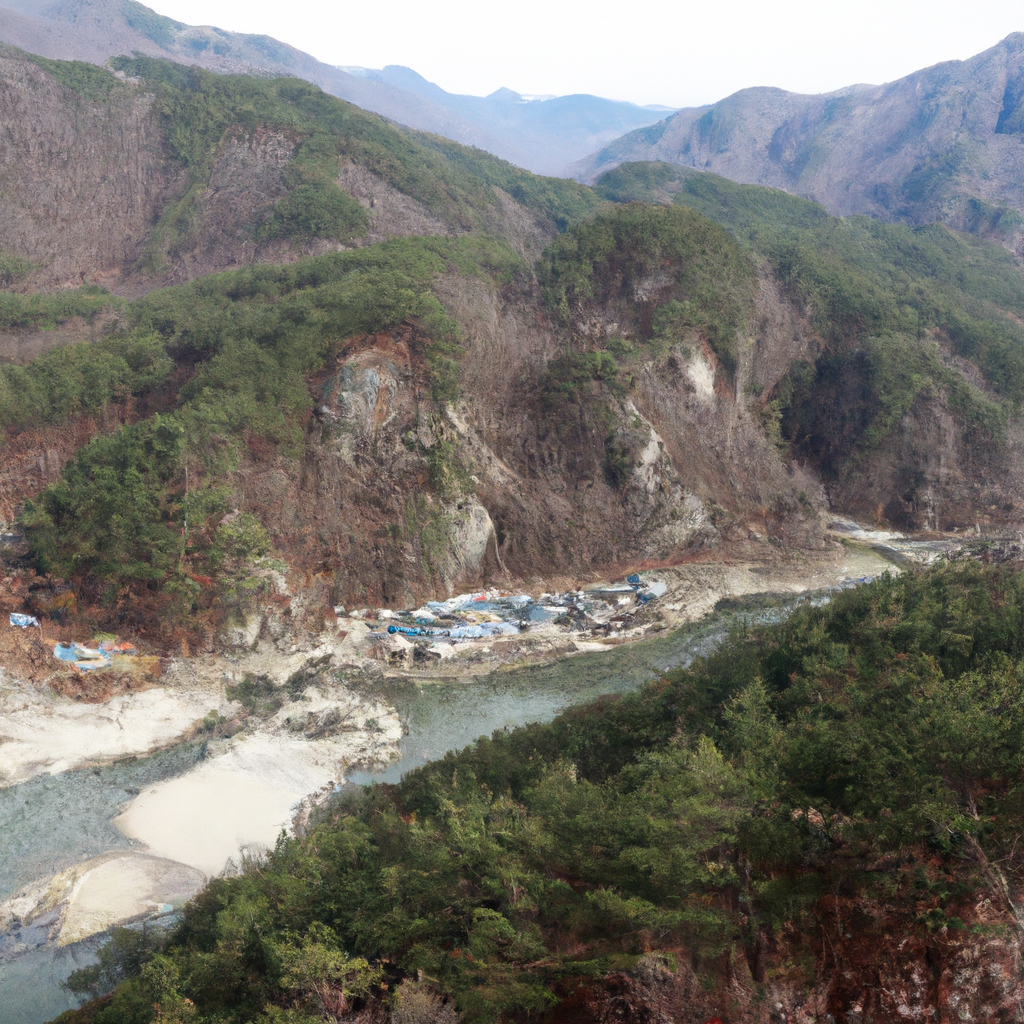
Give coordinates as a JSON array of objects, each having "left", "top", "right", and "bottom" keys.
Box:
[
  {"left": 0, "top": 0, "right": 669, "bottom": 174},
  {"left": 591, "top": 164, "right": 1024, "bottom": 530},
  {"left": 51, "top": 561, "right": 1024, "bottom": 1023},
  {"left": 0, "top": 47, "right": 594, "bottom": 296},
  {"left": 4, "top": 53, "right": 1024, "bottom": 651},
  {"left": 572, "top": 33, "right": 1024, "bottom": 244}
]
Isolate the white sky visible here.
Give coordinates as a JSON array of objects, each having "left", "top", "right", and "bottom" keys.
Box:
[{"left": 149, "top": 0, "right": 1023, "bottom": 108}]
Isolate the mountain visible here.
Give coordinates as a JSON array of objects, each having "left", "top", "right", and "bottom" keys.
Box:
[
  {"left": 0, "top": 0, "right": 672, "bottom": 174},
  {"left": 571, "top": 33, "right": 1024, "bottom": 237},
  {"left": 0, "top": 44, "right": 596, "bottom": 297},
  {"left": 0, "top": 46, "right": 798, "bottom": 626},
  {"left": 5, "top": 46, "right": 1024, "bottom": 635},
  {"left": 344, "top": 65, "right": 676, "bottom": 174},
  {"left": 5, "top": 46, "right": 1024, "bottom": 1024}
]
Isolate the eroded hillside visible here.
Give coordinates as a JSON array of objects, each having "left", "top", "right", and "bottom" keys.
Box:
[
  {"left": 594, "top": 167, "right": 1024, "bottom": 531},
  {"left": 3, "top": 53, "right": 1024, "bottom": 652},
  {"left": 0, "top": 48, "right": 594, "bottom": 297}
]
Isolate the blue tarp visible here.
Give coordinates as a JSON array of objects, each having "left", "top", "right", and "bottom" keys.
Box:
[
  {"left": 448, "top": 622, "right": 519, "bottom": 639},
  {"left": 53, "top": 643, "right": 112, "bottom": 671},
  {"left": 387, "top": 621, "right": 519, "bottom": 641},
  {"left": 9, "top": 613, "right": 39, "bottom": 628},
  {"left": 387, "top": 618, "right": 440, "bottom": 634},
  {"left": 387, "top": 624, "right": 449, "bottom": 637}
]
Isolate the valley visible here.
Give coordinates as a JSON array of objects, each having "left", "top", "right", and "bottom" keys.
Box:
[
  {"left": 0, "top": 19, "right": 1023, "bottom": 1024},
  {"left": 0, "top": 534, "right": 894, "bottom": 1023}
]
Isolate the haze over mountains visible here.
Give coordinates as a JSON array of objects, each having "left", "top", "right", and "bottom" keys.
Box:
[
  {"left": 0, "top": 0, "right": 673, "bottom": 174},
  {"left": 338, "top": 64, "right": 675, "bottom": 175},
  {"left": 572, "top": 33, "right": 1024, "bottom": 235}
]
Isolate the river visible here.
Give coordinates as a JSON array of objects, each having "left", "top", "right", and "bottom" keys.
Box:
[
  {"left": 348, "top": 600, "right": 770, "bottom": 786},
  {"left": 0, "top": 545, "right": 896, "bottom": 1022}
]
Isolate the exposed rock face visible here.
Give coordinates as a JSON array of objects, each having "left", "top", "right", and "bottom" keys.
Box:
[
  {"left": 829, "top": 387, "right": 1023, "bottom": 532},
  {"left": 0, "top": 407, "right": 136, "bottom": 527},
  {"left": 555, "top": 886, "right": 1024, "bottom": 1023},
  {"left": 228, "top": 264, "right": 829, "bottom": 609},
  {"left": 336, "top": 162, "right": 453, "bottom": 246},
  {"left": 161, "top": 126, "right": 299, "bottom": 286},
  {"left": 771, "top": 333, "right": 1024, "bottom": 532},
  {"left": 0, "top": 50, "right": 174, "bottom": 291},
  {"left": 572, "top": 33, "right": 1024, "bottom": 234}
]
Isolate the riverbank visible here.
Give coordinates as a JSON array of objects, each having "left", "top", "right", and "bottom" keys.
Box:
[
  {"left": 0, "top": 538, "right": 897, "bottom": 793},
  {"left": 0, "top": 524, "right": 950, "bottom": 1021},
  {"left": 334, "top": 539, "right": 897, "bottom": 679}
]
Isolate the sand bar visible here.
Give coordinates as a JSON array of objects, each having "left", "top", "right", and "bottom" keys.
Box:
[
  {"left": 113, "top": 698, "right": 402, "bottom": 876},
  {"left": 0, "top": 677, "right": 222, "bottom": 787}
]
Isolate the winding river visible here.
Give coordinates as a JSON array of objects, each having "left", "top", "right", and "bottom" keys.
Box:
[{"left": 0, "top": 546, "right": 897, "bottom": 1023}]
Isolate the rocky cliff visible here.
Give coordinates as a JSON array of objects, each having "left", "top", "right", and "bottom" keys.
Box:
[
  {"left": 0, "top": 52, "right": 824, "bottom": 628},
  {"left": 0, "top": 49, "right": 175, "bottom": 292},
  {"left": 2, "top": 51, "right": 1024, "bottom": 646},
  {"left": 0, "top": 47, "right": 567, "bottom": 296}
]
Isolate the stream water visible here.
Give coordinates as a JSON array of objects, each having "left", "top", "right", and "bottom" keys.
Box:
[
  {"left": 0, "top": 744, "right": 206, "bottom": 1023},
  {"left": 348, "top": 598, "right": 783, "bottom": 786},
  {"left": 0, "top": 555, "right": 892, "bottom": 1022}
]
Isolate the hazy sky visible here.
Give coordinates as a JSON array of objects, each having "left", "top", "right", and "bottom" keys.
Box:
[{"left": 150, "top": 0, "right": 1022, "bottom": 108}]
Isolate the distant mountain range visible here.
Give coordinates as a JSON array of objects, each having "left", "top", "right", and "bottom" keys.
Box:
[
  {"left": 337, "top": 64, "right": 676, "bottom": 175},
  {"left": 7, "top": 0, "right": 1024, "bottom": 235},
  {"left": 0, "top": 0, "right": 673, "bottom": 174},
  {"left": 571, "top": 33, "right": 1024, "bottom": 234}
]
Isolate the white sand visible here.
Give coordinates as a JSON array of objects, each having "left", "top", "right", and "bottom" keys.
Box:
[
  {"left": 0, "top": 851, "right": 206, "bottom": 945},
  {"left": 0, "top": 677, "right": 223, "bottom": 787},
  {"left": 58, "top": 852, "right": 205, "bottom": 945},
  {"left": 113, "top": 736, "right": 317, "bottom": 876},
  {"left": 113, "top": 702, "right": 402, "bottom": 877}
]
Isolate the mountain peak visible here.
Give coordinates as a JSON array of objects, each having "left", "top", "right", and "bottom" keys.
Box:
[
  {"left": 0, "top": 0, "right": 672, "bottom": 174},
  {"left": 487, "top": 86, "right": 523, "bottom": 102}
]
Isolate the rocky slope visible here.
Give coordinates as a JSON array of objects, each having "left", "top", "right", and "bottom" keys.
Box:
[
  {"left": 0, "top": 48, "right": 174, "bottom": 293},
  {"left": 2, "top": 50, "right": 1024, "bottom": 650},
  {"left": 572, "top": 33, "right": 1024, "bottom": 238},
  {"left": 0, "top": 0, "right": 670, "bottom": 175},
  {"left": 0, "top": 52, "right": 822, "bottom": 636},
  {"left": 0, "top": 46, "right": 574, "bottom": 295}
]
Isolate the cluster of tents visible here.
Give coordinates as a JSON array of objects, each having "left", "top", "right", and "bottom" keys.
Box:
[{"left": 375, "top": 575, "right": 667, "bottom": 644}]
